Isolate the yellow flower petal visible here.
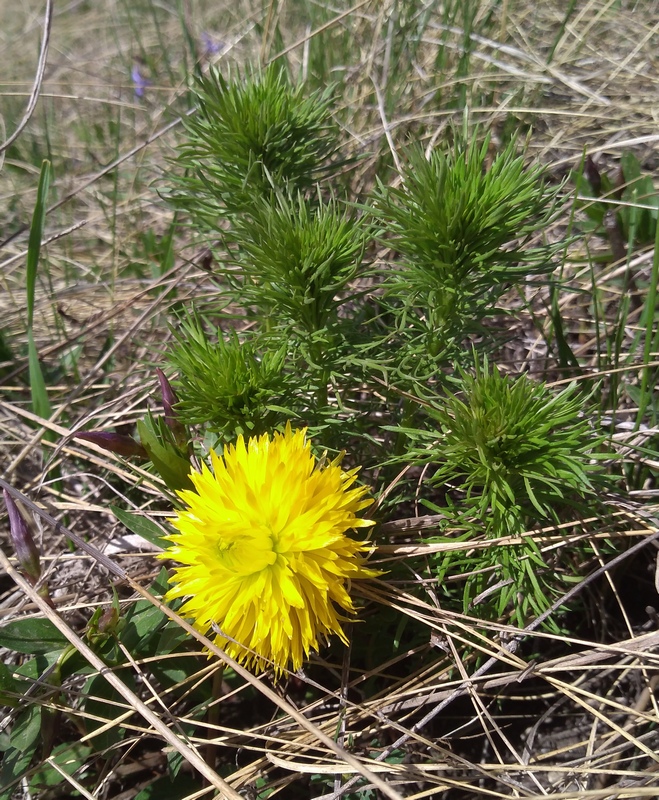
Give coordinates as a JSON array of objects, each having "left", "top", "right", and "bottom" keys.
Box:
[{"left": 159, "top": 424, "right": 378, "bottom": 674}]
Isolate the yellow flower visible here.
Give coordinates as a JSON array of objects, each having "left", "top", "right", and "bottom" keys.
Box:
[{"left": 160, "top": 424, "right": 378, "bottom": 674}]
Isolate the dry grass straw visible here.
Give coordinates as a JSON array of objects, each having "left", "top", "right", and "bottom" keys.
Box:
[{"left": 2, "top": 0, "right": 659, "bottom": 798}]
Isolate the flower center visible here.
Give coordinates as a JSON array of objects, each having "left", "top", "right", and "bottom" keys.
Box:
[{"left": 217, "top": 531, "right": 277, "bottom": 576}]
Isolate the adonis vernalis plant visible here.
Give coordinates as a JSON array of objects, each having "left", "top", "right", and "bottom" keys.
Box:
[
  {"left": 398, "top": 359, "right": 605, "bottom": 626},
  {"left": 167, "top": 317, "right": 292, "bottom": 441},
  {"left": 371, "top": 130, "right": 564, "bottom": 378},
  {"left": 4, "top": 12, "right": 653, "bottom": 800},
  {"left": 168, "top": 64, "right": 341, "bottom": 226},
  {"left": 159, "top": 425, "right": 378, "bottom": 674}
]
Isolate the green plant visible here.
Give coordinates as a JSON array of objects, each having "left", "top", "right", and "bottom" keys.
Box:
[
  {"left": 25, "top": 161, "right": 54, "bottom": 437},
  {"left": 167, "top": 319, "right": 293, "bottom": 441},
  {"left": 371, "top": 129, "right": 564, "bottom": 376},
  {"left": 230, "top": 193, "right": 370, "bottom": 334},
  {"left": 167, "top": 64, "right": 342, "bottom": 226},
  {"left": 397, "top": 358, "right": 605, "bottom": 626},
  {"left": 0, "top": 568, "right": 203, "bottom": 799},
  {"left": 429, "top": 364, "right": 600, "bottom": 526}
]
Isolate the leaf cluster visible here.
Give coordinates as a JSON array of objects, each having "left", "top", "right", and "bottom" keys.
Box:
[
  {"left": 168, "top": 64, "right": 341, "bottom": 224},
  {"left": 229, "top": 193, "right": 371, "bottom": 334},
  {"left": 397, "top": 360, "right": 605, "bottom": 627},
  {"left": 371, "top": 133, "right": 563, "bottom": 365},
  {"left": 165, "top": 67, "right": 375, "bottom": 419},
  {"left": 0, "top": 569, "right": 207, "bottom": 797},
  {"left": 137, "top": 412, "right": 194, "bottom": 493},
  {"left": 406, "top": 360, "right": 602, "bottom": 531},
  {"left": 167, "top": 318, "right": 293, "bottom": 441}
]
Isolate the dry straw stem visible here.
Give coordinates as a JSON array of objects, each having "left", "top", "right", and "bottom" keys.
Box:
[
  {"left": 265, "top": 0, "right": 374, "bottom": 64},
  {"left": 7, "top": 471, "right": 657, "bottom": 797},
  {"left": 2, "top": 401, "right": 151, "bottom": 479},
  {"left": 325, "top": 513, "right": 659, "bottom": 798},
  {"left": 0, "top": 260, "right": 204, "bottom": 504},
  {"left": 0, "top": 0, "right": 52, "bottom": 156}
]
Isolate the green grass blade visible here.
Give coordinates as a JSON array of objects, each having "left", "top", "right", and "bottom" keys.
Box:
[
  {"left": 550, "top": 280, "right": 581, "bottom": 376},
  {"left": 26, "top": 160, "right": 51, "bottom": 330},
  {"left": 546, "top": 0, "right": 578, "bottom": 64},
  {"left": 27, "top": 333, "right": 52, "bottom": 423},
  {"left": 26, "top": 160, "right": 54, "bottom": 430}
]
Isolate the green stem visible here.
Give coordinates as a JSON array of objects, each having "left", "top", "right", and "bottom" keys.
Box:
[
  {"left": 393, "top": 398, "right": 414, "bottom": 457},
  {"left": 317, "top": 372, "right": 328, "bottom": 410}
]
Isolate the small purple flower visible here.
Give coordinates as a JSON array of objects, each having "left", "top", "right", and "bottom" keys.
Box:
[
  {"left": 131, "top": 62, "right": 151, "bottom": 99},
  {"left": 4, "top": 489, "right": 41, "bottom": 585},
  {"left": 4, "top": 490, "right": 54, "bottom": 607},
  {"left": 201, "top": 32, "right": 224, "bottom": 57}
]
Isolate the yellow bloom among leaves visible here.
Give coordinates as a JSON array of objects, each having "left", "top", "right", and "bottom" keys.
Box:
[{"left": 160, "top": 425, "right": 378, "bottom": 674}]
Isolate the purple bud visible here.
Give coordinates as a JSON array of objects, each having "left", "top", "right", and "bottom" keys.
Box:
[
  {"left": 75, "top": 431, "right": 148, "bottom": 459},
  {"left": 3, "top": 489, "right": 41, "bottom": 585},
  {"left": 131, "top": 62, "right": 151, "bottom": 99},
  {"left": 97, "top": 605, "right": 121, "bottom": 635},
  {"left": 156, "top": 369, "right": 188, "bottom": 448},
  {"left": 201, "top": 32, "right": 224, "bottom": 56}
]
